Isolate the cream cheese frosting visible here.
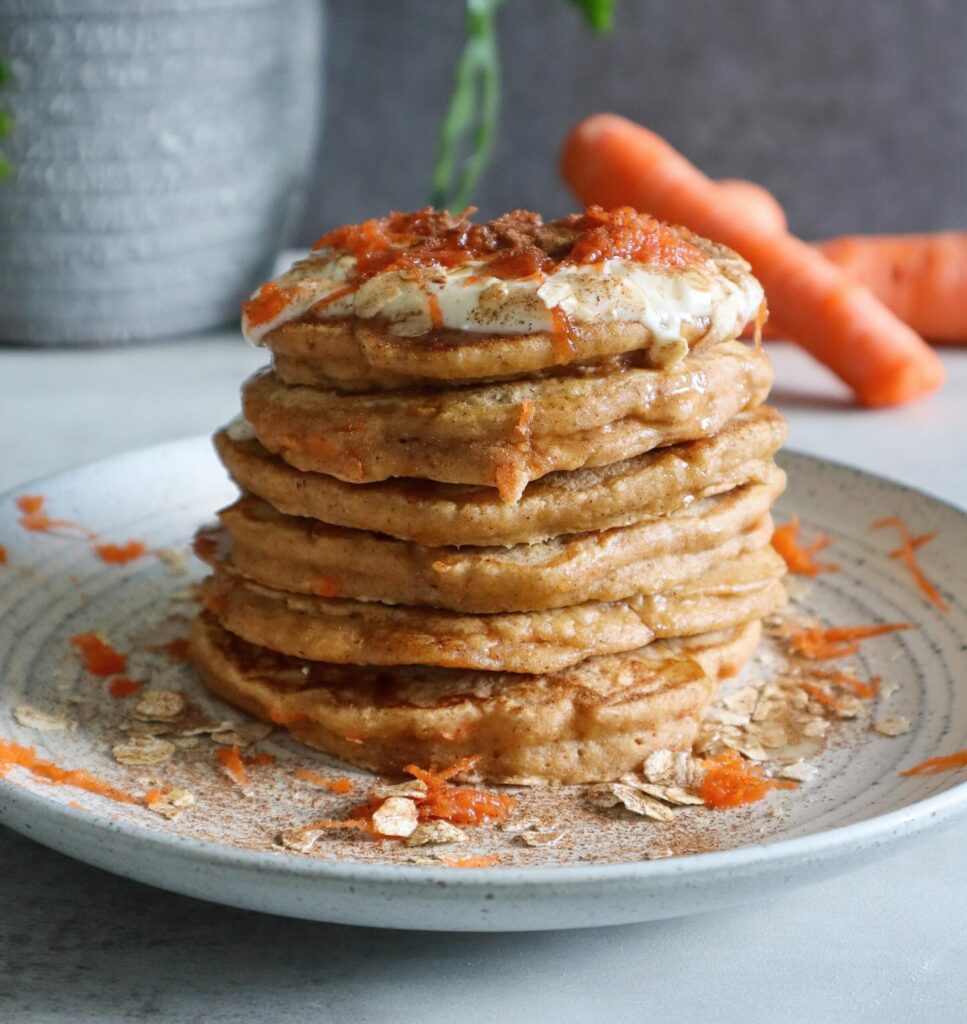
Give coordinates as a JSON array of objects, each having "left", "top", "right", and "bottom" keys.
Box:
[{"left": 243, "top": 247, "right": 763, "bottom": 356}]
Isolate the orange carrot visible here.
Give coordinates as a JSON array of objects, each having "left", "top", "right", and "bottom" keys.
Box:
[
  {"left": 816, "top": 233, "right": 967, "bottom": 343},
  {"left": 717, "top": 178, "right": 788, "bottom": 235},
  {"left": 442, "top": 854, "right": 500, "bottom": 868},
  {"left": 561, "top": 114, "right": 946, "bottom": 406},
  {"left": 784, "top": 622, "right": 912, "bottom": 660},
  {"left": 717, "top": 187, "right": 967, "bottom": 340},
  {"left": 293, "top": 768, "right": 354, "bottom": 794},
  {"left": 108, "top": 677, "right": 142, "bottom": 699},
  {"left": 901, "top": 749, "right": 967, "bottom": 777},
  {"left": 216, "top": 746, "right": 246, "bottom": 786},
  {"left": 70, "top": 633, "right": 127, "bottom": 676},
  {"left": 771, "top": 517, "right": 838, "bottom": 576},
  {"left": 0, "top": 544, "right": 7, "bottom": 565},
  {"left": 872, "top": 517, "right": 949, "bottom": 612}
]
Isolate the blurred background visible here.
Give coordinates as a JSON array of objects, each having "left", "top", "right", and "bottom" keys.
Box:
[{"left": 313, "top": 0, "right": 967, "bottom": 242}]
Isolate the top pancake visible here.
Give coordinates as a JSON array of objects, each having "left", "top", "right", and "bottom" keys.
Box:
[{"left": 245, "top": 208, "right": 765, "bottom": 390}]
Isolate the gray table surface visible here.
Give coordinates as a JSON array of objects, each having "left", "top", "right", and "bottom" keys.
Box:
[{"left": 1, "top": 334, "right": 966, "bottom": 1023}]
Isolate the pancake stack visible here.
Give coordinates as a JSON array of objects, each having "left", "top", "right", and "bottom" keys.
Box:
[{"left": 190, "top": 207, "right": 787, "bottom": 784}]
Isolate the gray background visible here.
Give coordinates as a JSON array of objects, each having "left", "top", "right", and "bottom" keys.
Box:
[{"left": 301, "top": 0, "right": 967, "bottom": 244}]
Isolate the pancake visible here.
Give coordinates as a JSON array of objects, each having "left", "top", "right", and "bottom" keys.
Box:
[
  {"left": 214, "top": 405, "right": 787, "bottom": 547},
  {"left": 241, "top": 341, "right": 772, "bottom": 500},
  {"left": 200, "top": 472, "right": 785, "bottom": 613},
  {"left": 248, "top": 209, "right": 763, "bottom": 391},
  {"left": 190, "top": 611, "right": 762, "bottom": 784},
  {"left": 198, "top": 547, "right": 787, "bottom": 674}
]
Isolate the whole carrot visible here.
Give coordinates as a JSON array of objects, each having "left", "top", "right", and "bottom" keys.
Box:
[
  {"left": 816, "top": 233, "right": 967, "bottom": 343},
  {"left": 561, "top": 114, "right": 946, "bottom": 406},
  {"left": 718, "top": 182, "right": 967, "bottom": 342}
]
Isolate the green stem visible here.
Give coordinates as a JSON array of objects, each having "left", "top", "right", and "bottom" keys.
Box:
[{"left": 430, "top": 0, "right": 503, "bottom": 211}]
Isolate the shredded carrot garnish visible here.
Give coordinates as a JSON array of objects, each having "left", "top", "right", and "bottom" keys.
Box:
[
  {"left": 699, "top": 749, "right": 796, "bottom": 809},
  {"left": 246, "top": 752, "right": 276, "bottom": 767},
  {"left": 805, "top": 668, "right": 880, "bottom": 699},
  {"left": 216, "top": 745, "right": 246, "bottom": 785},
  {"left": 771, "top": 516, "right": 839, "bottom": 576},
  {"left": 293, "top": 768, "right": 353, "bottom": 794},
  {"left": 242, "top": 281, "right": 292, "bottom": 328},
  {"left": 401, "top": 755, "right": 515, "bottom": 826},
  {"left": 144, "top": 788, "right": 165, "bottom": 805},
  {"left": 784, "top": 622, "right": 912, "bottom": 660},
  {"left": 94, "top": 540, "right": 147, "bottom": 565},
  {"left": 873, "top": 517, "right": 950, "bottom": 613},
  {"left": 442, "top": 854, "right": 500, "bottom": 868},
  {"left": 70, "top": 633, "right": 127, "bottom": 676},
  {"left": 800, "top": 682, "right": 844, "bottom": 711},
  {"left": 901, "top": 749, "right": 967, "bottom": 777},
  {"left": 0, "top": 544, "right": 7, "bottom": 566},
  {"left": 0, "top": 737, "right": 137, "bottom": 805},
  {"left": 108, "top": 677, "right": 142, "bottom": 699},
  {"left": 16, "top": 494, "right": 98, "bottom": 539}
]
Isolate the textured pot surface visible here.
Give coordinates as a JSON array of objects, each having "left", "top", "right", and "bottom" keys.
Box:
[{"left": 0, "top": 0, "right": 323, "bottom": 345}]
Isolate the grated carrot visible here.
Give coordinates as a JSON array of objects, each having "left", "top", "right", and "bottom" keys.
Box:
[
  {"left": 784, "top": 622, "right": 912, "bottom": 660},
  {"left": 216, "top": 745, "right": 246, "bottom": 785},
  {"left": 108, "top": 677, "right": 142, "bottom": 699},
  {"left": 0, "top": 737, "right": 137, "bottom": 805},
  {"left": 801, "top": 682, "right": 845, "bottom": 711},
  {"left": 94, "top": 540, "right": 147, "bottom": 565},
  {"left": 771, "top": 516, "right": 839, "bottom": 576},
  {"left": 900, "top": 749, "right": 967, "bottom": 777},
  {"left": 699, "top": 749, "right": 796, "bottom": 809},
  {"left": 0, "top": 544, "right": 7, "bottom": 565},
  {"left": 805, "top": 668, "right": 880, "bottom": 700},
  {"left": 442, "top": 854, "right": 500, "bottom": 868},
  {"left": 70, "top": 633, "right": 127, "bottom": 676},
  {"left": 247, "top": 752, "right": 276, "bottom": 767},
  {"left": 293, "top": 768, "right": 354, "bottom": 794},
  {"left": 873, "top": 517, "right": 950, "bottom": 612},
  {"left": 16, "top": 494, "right": 98, "bottom": 540}
]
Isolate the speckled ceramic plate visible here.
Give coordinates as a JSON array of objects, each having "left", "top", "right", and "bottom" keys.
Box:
[{"left": 0, "top": 439, "right": 965, "bottom": 931}]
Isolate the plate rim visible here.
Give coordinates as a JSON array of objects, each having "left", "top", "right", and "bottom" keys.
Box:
[{"left": 1, "top": 435, "right": 967, "bottom": 890}]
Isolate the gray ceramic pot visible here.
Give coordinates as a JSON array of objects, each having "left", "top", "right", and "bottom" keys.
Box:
[{"left": 0, "top": 0, "right": 323, "bottom": 344}]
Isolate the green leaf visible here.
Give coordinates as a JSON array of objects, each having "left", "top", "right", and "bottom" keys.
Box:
[
  {"left": 0, "top": 110, "right": 12, "bottom": 137},
  {"left": 0, "top": 155, "right": 12, "bottom": 181},
  {"left": 565, "top": 0, "right": 616, "bottom": 33},
  {"left": 0, "top": 58, "right": 10, "bottom": 89}
]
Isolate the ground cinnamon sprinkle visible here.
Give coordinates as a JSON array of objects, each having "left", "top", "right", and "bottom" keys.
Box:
[
  {"left": 216, "top": 745, "right": 246, "bottom": 785},
  {"left": 900, "top": 749, "right": 967, "bottom": 777},
  {"left": 783, "top": 622, "right": 912, "bottom": 660},
  {"left": 293, "top": 768, "right": 354, "bottom": 794},
  {"left": 873, "top": 517, "right": 950, "bottom": 613},
  {"left": 70, "top": 633, "right": 127, "bottom": 676},
  {"left": 771, "top": 516, "right": 839, "bottom": 576},
  {"left": 442, "top": 854, "right": 500, "bottom": 868},
  {"left": 0, "top": 737, "right": 138, "bottom": 805},
  {"left": 108, "top": 677, "right": 142, "bottom": 699}
]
